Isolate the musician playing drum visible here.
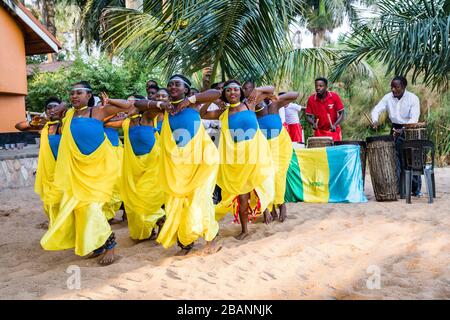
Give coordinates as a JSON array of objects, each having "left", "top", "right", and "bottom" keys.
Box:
[
  {"left": 370, "top": 76, "right": 422, "bottom": 197},
  {"left": 305, "top": 77, "right": 345, "bottom": 142}
]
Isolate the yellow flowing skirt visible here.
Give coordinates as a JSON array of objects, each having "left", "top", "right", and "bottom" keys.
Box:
[
  {"left": 268, "top": 127, "right": 292, "bottom": 208},
  {"left": 215, "top": 108, "right": 274, "bottom": 221},
  {"left": 40, "top": 109, "right": 118, "bottom": 256},
  {"left": 34, "top": 124, "right": 63, "bottom": 226},
  {"left": 103, "top": 144, "right": 123, "bottom": 221},
  {"left": 121, "top": 118, "right": 165, "bottom": 240},
  {"left": 156, "top": 111, "right": 219, "bottom": 248}
]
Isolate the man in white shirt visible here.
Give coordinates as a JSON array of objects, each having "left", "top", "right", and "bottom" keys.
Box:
[
  {"left": 284, "top": 99, "right": 304, "bottom": 143},
  {"left": 278, "top": 106, "right": 286, "bottom": 124},
  {"left": 371, "top": 76, "right": 421, "bottom": 196},
  {"left": 371, "top": 79, "right": 420, "bottom": 128}
]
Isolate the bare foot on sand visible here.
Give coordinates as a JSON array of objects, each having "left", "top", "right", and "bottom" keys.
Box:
[
  {"left": 279, "top": 204, "right": 287, "bottom": 222},
  {"left": 156, "top": 216, "right": 166, "bottom": 238},
  {"left": 263, "top": 209, "right": 272, "bottom": 225},
  {"left": 149, "top": 229, "right": 157, "bottom": 241},
  {"left": 98, "top": 248, "right": 115, "bottom": 266},
  {"left": 175, "top": 248, "right": 192, "bottom": 256},
  {"left": 200, "top": 240, "right": 222, "bottom": 255},
  {"left": 36, "top": 221, "right": 49, "bottom": 229},
  {"left": 175, "top": 242, "right": 194, "bottom": 256},
  {"left": 108, "top": 218, "right": 122, "bottom": 225},
  {"left": 235, "top": 231, "right": 249, "bottom": 240},
  {"left": 87, "top": 248, "right": 105, "bottom": 259},
  {"left": 271, "top": 207, "right": 279, "bottom": 221}
]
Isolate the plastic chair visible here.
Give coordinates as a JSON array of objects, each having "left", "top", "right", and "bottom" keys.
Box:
[{"left": 400, "top": 140, "right": 436, "bottom": 204}]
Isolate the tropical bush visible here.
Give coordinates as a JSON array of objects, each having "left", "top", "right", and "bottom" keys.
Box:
[{"left": 26, "top": 53, "right": 158, "bottom": 112}]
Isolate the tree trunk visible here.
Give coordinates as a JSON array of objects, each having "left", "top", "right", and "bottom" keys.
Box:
[
  {"left": 41, "top": 0, "right": 57, "bottom": 62},
  {"left": 312, "top": 29, "right": 326, "bottom": 47},
  {"left": 125, "top": 0, "right": 143, "bottom": 11},
  {"left": 312, "top": 0, "right": 327, "bottom": 47}
]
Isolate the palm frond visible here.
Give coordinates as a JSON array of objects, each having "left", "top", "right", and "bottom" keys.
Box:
[
  {"left": 331, "top": 0, "right": 450, "bottom": 91},
  {"left": 102, "top": 0, "right": 302, "bottom": 82}
]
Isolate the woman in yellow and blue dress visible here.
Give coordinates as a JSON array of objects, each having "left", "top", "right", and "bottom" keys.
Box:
[
  {"left": 40, "top": 81, "right": 130, "bottom": 266},
  {"left": 132, "top": 74, "right": 222, "bottom": 255},
  {"left": 255, "top": 91, "right": 299, "bottom": 222},
  {"left": 15, "top": 98, "right": 67, "bottom": 228},
  {"left": 200, "top": 80, "right": 275, "bottom": 240},
  {"left": 105, "top": 94, "right": 166, "bottom": 241}
]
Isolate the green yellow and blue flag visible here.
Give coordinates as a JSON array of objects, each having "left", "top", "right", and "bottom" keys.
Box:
[{"left": 285, "top": 145, "right": 367, "bottom": 203}]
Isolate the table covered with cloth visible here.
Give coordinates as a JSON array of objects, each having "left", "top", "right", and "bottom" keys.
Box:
[{"left": 285, "top": 145, "right": 367, "bottom": 203}]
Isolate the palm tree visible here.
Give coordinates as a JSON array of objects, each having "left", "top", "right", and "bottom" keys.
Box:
[
  {"left": 302, "top": 0, "right": 379, "bottom": 47},
  {"left": 330, "top": 0, "right": 450, "bottom": 90},
  {"left": 60, "top": 0, "right": 126, "bottom": 51},
  {"left": 304, "top": 0, "right": 342, "bottom": 47},
  {"left": 101, "top": 0, "right": 306, "bottom": 83}
]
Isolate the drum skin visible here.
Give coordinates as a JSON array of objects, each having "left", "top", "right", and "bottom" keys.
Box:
[{"left": 307, "top": 137, "right": 334, "bottom": 148}]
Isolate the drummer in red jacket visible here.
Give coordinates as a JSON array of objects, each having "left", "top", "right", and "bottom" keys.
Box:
[{"left": 305, "top": 77, "right": 345, "bottom": 141}]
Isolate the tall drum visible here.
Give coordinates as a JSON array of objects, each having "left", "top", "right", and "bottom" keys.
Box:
[
  {"left": 366, "top": 135, "right": 398, "bottom": 201},
  {"left": 307, "top": 136, "right": 333, "bottom": 148},
  {"left": 334, "top": 140, "right": 367, "bottom": 187},
  {"left": 404, "top": 123, "right": 427, "bottom": 140}
]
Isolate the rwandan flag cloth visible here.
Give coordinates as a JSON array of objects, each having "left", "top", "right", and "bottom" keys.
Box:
[{"left": 285, "top": 145, "right": 367, "bottom": 203}]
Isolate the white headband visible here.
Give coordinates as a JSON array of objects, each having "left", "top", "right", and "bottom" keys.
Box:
[
  {"left": 224, "top": 83, "right": 241, "bottom": 89},
  {"left": 70, "top": 87, "right": 92, "bottom": 92},
  {"left": 168, "top": 77, "right": 190, "bottom": 87}
]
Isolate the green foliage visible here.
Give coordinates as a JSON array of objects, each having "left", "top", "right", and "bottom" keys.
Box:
[
  {"left": 26, "top": 54, "right": 151, "bottom": 112},
  {"left": 330, "top": 0, "right": 450, "bottom": 91},
  {"left": 60, "top": 0, "right": 126, "bottom": 51},
  {"left": 427, "top": 96, "right": 450, "bottom": 166}
]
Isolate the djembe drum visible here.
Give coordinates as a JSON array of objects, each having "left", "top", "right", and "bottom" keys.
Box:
[
  {"left": 307, "top": 136, "right": 334, "bottom": 148},
  {"left": 334, "top": 140, "right": 367, "bottom": 187},
  {"left": 404, "top": 123, "right": 427, "bottom": 141},
  {"left": 366, "top": 135, "right": 398, "bottom": 201}
]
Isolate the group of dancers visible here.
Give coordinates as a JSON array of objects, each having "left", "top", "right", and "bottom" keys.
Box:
[{"left": 17, "top": 74, "right": 302, "bottom": 266}]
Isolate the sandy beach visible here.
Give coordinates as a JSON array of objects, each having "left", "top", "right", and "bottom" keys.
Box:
[{"left": 0, "top": 168, "right": 449, "bottom": 300}]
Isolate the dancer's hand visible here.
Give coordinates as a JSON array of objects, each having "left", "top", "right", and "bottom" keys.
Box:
[
  {"left": 268, "top": 94, "right": 278, "bottom": 102},
  {"left": 30, "top": 116, "right": 44, "bottom": 126},
  {"left": 162, "top": 101, "right": 175, "bottom": 114},
  {"left": 175, "top": 98, "right": 191, "bottom": 113},
  {"left": 100, "top": 92, "right": 109, "bottom": 106},
  {"left": 202, "top": 67, "right": 212, "bottom": 82}
]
